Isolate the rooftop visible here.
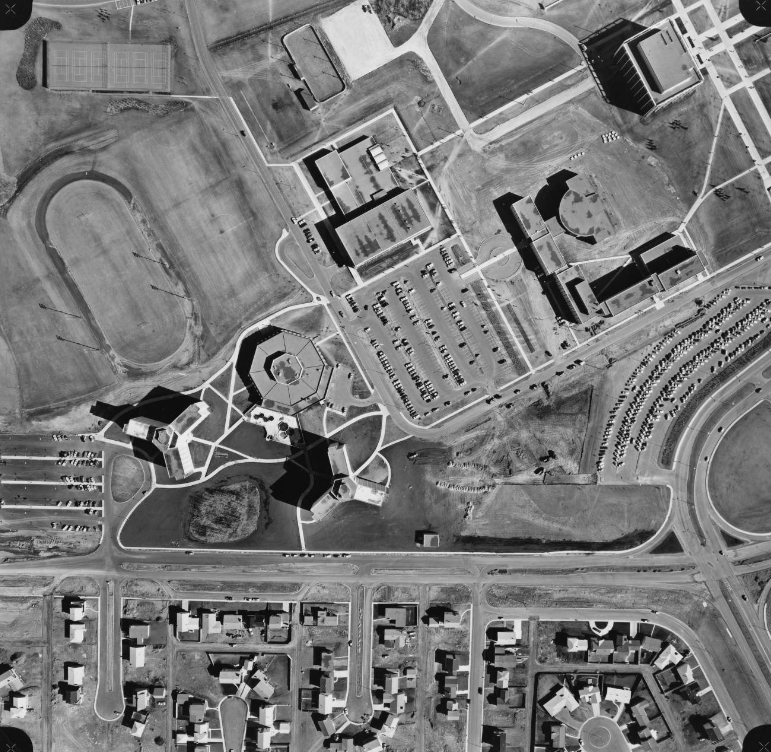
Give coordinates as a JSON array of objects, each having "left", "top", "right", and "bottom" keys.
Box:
[
  {"left": 316, "top": 137, "right": 397, "bottom": 214},
  {"left": 558, "top": 174, "right": 615, "bottom": 242},
  {"left": 336, "top": 189, "right": 432, "bottom": 266}
]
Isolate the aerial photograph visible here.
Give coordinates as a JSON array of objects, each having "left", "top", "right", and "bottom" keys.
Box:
[{"left": 0, "top": 0, "right": 769, "bottom": 750}]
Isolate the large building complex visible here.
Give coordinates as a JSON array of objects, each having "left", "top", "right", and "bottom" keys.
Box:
[
  {"left": 123, "top": 400, "right": 210, "bottom": 480},
  {"left": 246, "top": 328, "right": 332, "bottom": 415},
  {"left": 316, "top": 136, "right": 433, "bottom": 268},
  {"left": 615, "top": 19, "right": 702, "bottom": 114},
  {"left": 44, "top": 41, "right": 172, "bottom": 93}
]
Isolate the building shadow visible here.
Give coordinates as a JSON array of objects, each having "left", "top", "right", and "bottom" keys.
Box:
[
  {"left": 589, "top": 262, "right": 646, "bottom": 302},
  {"left": 581, "top": 19, "right": 649, "bottom": 115}
]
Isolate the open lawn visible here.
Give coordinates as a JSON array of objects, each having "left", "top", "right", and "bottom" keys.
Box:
[
  {"left": 706, "top": 100, "right": 754, "bottom": 187},
  {"left": 109, "top": 453, "right": 145, "bottom": 502},
  {"left": 731, "top": 87, "right": 771, "bottom": 158},
  {"left": 47, "top": 180, "right": 187, "bottom": 364},
  {"left": 686, "top": 169, "right": 771, "bottom": 268},
  {"left": 427, "top": 1, "right": 580, "bottom": 120},
  {"left": 708, "top": 400, "right": 771, "bottom": 533},
  {"left": 461, "top": 484, "right": 670, "bottom": 549},
  {"left": 215, "top": 43, "right": 458, "bottom": 159},
  {"left": 461, "top": 0, "right": 671, "bottom": 39},
  {"left": 200, "top": 0, "right": 344, "bottom": 46},
  {"left": 735, "top": 35, "right": 771, "bottom": 76}
]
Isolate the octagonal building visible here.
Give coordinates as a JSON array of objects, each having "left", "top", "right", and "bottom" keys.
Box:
[{"left": 247, "top": 329, "right": 331, "bottom": 414}]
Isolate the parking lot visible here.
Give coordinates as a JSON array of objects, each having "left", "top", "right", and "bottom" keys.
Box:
[
  {"left": 0, "top": 433, "right": 105, "bottom": 533},
  {"left": 345, "top": 245, "right": 514, "bottom": 421},
  {"left": 599, "top": 287, "right": 771, "bottom": 478}
]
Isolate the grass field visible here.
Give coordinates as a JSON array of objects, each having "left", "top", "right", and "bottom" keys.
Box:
[
  {"left": 216, "top": 43, "right": 458, "bottom": 159},
  {"left": 462, "top": 484, "right": 669, "bottom": 544},
  {"left": 0, "top": 98, "right": 302, "bottom": 418},
  {"left": 200, "top": 0, "right": 342, "bottom": 46},
  {"left": 686, "top": 169, "right": 771, "bottom": 268},
  {"left": 427, "top": 1, "right": 581, "bottom": 120},
  {"left": 735, "top": 35, "right": 771, "bottom": 76},
  {"left": 109, "top": 453, "right": 145, "bottom": 502},
  {"left": 708, "top": 401, "right": 771, "bottom": 533},
  {"left": 47, "top": 181, "right": 187, "bottom": 364},
  {"left": 462, "top": 0, "right": 670, "bottom": 39},
  {"left": 186, "top": 476, "right": 261, "bottom": 543},
  {"left": 731, "top": 87, "right": 771, "bottom": 158}
]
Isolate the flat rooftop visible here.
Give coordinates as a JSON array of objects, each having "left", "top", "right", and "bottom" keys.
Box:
[
  {"left": 336, "top": 189, "right": 431, "bottom": 266},
  {"left": 511, "top": 196, "right": 548, "bottom": 241},
  {"left": 656, "top": 254, "right": 704, "bottom": 290},
  {"left": 603, "top": 275, "right": 664, "bottom": 316},
  {"left": 316, "top": 137, "right": 396, "bottom": 214},
  {"left": 558, "top": 174, "right": 614, "bottom": 241},
  {"left": 630, "top": 20, "right": 701, "bottom": 100},
  {"left": 45, "top": 41, "right": 171, "bottom": 92},
  {"left": 531, "top": 233, "right": 566, "bottom": 276}
]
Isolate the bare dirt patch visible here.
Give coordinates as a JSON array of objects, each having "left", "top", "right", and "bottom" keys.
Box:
[{"left": 185, "top": 476, "right": 262, "bottom": 543}]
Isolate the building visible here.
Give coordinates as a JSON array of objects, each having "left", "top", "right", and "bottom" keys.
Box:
[
  {"left": 45, "top": 41, "right": 172, "bottom": 93},
  {"left": 66, "top": 664, "right": 85, "bottom": 686},
  {"left": 416, "top": 531, "right": 440, "bottom": 548},
  {"left": 129, "top": 645, "right": 146, "bottom": 669},
  {"left": 246, "top": 329, "right": 331, "bottom": 415},
  {"left": 135, "top": 688, "right": 150, "bottom": 712},
  {"left": 566, "top": 637, "right": 589, "bottom": 652},
  {"left": 123, "top": 400, "right": 210, "bottom": 480},
  {"left": 129, "top": 623, "right": 151, "bottom": 644},
  {"left": 615, "top": 19, "right": 703, "bottom": 114},
  {"left": 8, "top": 692, "right": 29, "bottom": 719},
  {"left": 316, "top": 137, "right": 397, "bottom": 215},
  {"left": 310, "top": 442, "right": 389, "bottom": 521},
  {"left": 579, "top": 684, "right": 601, "bottom": 705},
  {"left": 175, "top": 610, "right": 201, "bottom": 637},
  {"left": 557, "top": 174, "right": 614, "bottom": 243},
  {"left": 335, "top": 189, "right": 432, "bottom": 268},
  {"left": 67, "top": 599, "right": 85, "bottom": 621},
  {"left": 131, "top": 713, "right": 147, "bottom": 738},
  {"left": 605, "top": 686, "right": 632, "bottom": 705},
  {"left": 552, "top": 267, "right": 604, "bottom": 324},
  {"left": 69, "top": 621, "right": 86, "bottom": 644},
  {"left": 381, "top": 713, "right": 400, "bottom": 737},
  {"left": 251, "top": 670, "right": 275, "bottom": 701},
  {"left": 653, "top": 644, "right": 684, "bottom": 671},
  {"left": 542, "top": 684, "right": 579, "bottom": 717},
  {"left": 511, "top": 196, "right": 548, "bottom": 241},
  {"left": 258, "top": 704, "right": 276, "bottom": 726}
]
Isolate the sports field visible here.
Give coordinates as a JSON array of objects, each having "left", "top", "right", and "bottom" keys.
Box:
[
  {"left": 708, "top": 401, "right": 771, "bottom": 534},
  {"left": 46, "top": 181, "right": 187, "bottom": 364},
  {"left": 427, "top": 1, "right": 581, "bottom": 120},
  {"left": 83, "top": 101, "right": 301, "bottom": 356}
]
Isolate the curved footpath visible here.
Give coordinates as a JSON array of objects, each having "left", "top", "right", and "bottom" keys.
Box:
[{"left": 452, "top": 0, "right": 581, "bottom": 52}]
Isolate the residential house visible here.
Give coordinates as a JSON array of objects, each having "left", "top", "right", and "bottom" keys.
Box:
[
  {"left": 653, "top": 644, "right": 683, "bottom": 671},
  {"left": 382, "top": 713, "right": 400, "bottom": 737},
  {"left": 67, "top": 599, "right": 85, "bottom": 621},
  {"left": 543, "top": 684, "right": 579, "bottom": 717},
  {"left": 66, "top": 664, "right": 85, "bottom": 686},
  {"left": 8, "top": 693, "right": 29, "bottom": 719},
  {"left": 69, "top": 622, "right": 86, "bottom": 644},
  {"left": 135, "top": 688, "right": 150, "bottom": 711},
  {"left": 129, "top": 645, "right": 146, "bottom": 669},
  {"left": 606, "top": 686, "right": 631, "bottom": 705},
  {"left": 129, "top": 623, "right": 150, "bottom": 644}
]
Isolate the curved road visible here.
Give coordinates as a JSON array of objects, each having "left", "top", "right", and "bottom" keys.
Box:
[{"left": 452, "top": 0, "right": 582, "bottom": 53}]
